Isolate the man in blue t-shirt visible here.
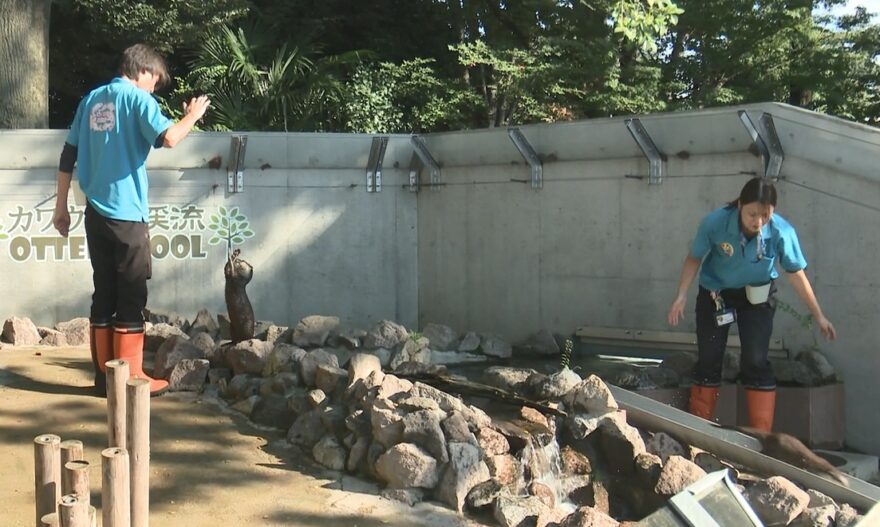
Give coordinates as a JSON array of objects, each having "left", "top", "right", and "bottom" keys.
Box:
[
  {"left": 52, "top": 44, "right": 210, "bottom": 396},
  {"left": 667, "top": 177, "right": 836, "bottom": 431}
]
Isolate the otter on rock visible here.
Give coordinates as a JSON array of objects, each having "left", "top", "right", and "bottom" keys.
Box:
[
  {"left": 224, "top": 248, "right": 255, "bottom": 343},
  {"left": 734, "top": 426, "right": 848, "bottom": 486}
]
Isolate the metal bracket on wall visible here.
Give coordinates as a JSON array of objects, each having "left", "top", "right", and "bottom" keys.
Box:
[
  {"left": 227, "top": 134, "right": 248, "bottom": 193},
  {"left": 507, "top": 127, "right": 543, "bottom": 189},
  {"left": 738, "top": 110, "right": 784, "bottom": 180},
  {"left": 625, "top": 118, "right": 666, "bottom": 185},
  {"left": 407, "top": 152, "right": 422, "bottom": 193},
  {"left": 366, "top": 136, "right": 389, "bottom": 193},
  {"left": 410, "top": 135, "right": 441, "bottom": 190}
]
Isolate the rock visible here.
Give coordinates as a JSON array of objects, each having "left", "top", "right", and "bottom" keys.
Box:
[
  {"left": 154, "top": 335, "right": 206, "bottom": 379},
  {"left": 313, "top": 435, "right": 347, "bottom": 471},
  {"left": 561, "top": 445, "right": 593, "bottom": 476},
  {"left": 796, "top": 351, "right": 837, "bottom": 384},
  {"left": 466, "top": 479, "right": 502, "bottom": 510},
  {"left": 292, "top": 315, "right": 340, "bottom": 347},
  {"left": 145, "top": 323, "right": 188, "bottom": 352},
  {"left": 319, "top": 404, "right": 348, "bottom": 440},
  {"left": 189, "top": 332, "right": 216, "bottom": 356},
  {"left": 532, "top": 368, "right": 582, "bottom": 400},
  {"left": 397, "top": 396, "right": 443, "bottom": 414},
  {"left": 168, "top": 359, "right": 210, "bottom": 392},
  {"left": 315, "top": 363, "right": 348, "bottom": 394},
  {"left": 483, "top": 367, "right": 539, "bottom": 392},
  {"left": 654, "top": 455, "right": 706, "bottom": 495},
  {"left": 55, "top": 318, "right": 90, "bottom": 346},
  {"left": 836, "top": 503, "right": 862, "bottom": 527},
  {"left": 790, "top": 505, "right": 837, "bottom": 527},
  {"left": 300, "top": 349, "right": 339, "bottom": 387},
  {"left": 402, "top": 410, "right": 448, "bottom": 463},
  {"left": 436, "top": 442, "right": 491, "bottom": 512},
  {"left": 260, "top": 372, "right": 299, "bottom": 396},
  {"left": 371, "top": 400, "right": 405, "bottom": 448},
  {"left": 262, "top": 344, "right": 307, "bottom": 377},
  {"left": 225, "top": 339, "right": 272, "bottom": 376},
  {"left": 217, "top": 313, "right": 231, "bottom": 340},
  {"left": 486, "top": 454, "right": 521, "bottom": 487},
  {"left": 559, "top": 506, "right": 620, "bottom": 527},
  {"left": 633, "top": 453, "right": 662, "bottom": 488},
  {"left": 326, "top": 347, "right": 353, "bottom": 369},
  {"left": 265, "top": 324, "right": 291, "bottom": 346},
  {"left": 375, "top": 443, "right": 439, "bottom": 489},
  {"left": 347, "top": 435, "right": 371, "bottom": 473},
  {"left": 390, "top": 337, "right": 431, "bottom": 371},
  {"left": 376, "top": 374, "right": 413, "bottom": 400},
  {"left": 772, "top": 359, "right": 818, "bottom": 386},
  {"left": 410, "top": 382, "right": 491, "bottom": 428},
  {"left": 441, "top": 412, "right": 477, "bottom": 445},
  {"left": 645, "top": 432, "right": 686, "bottom": 464},
  {"left": 806, "top": 489, "right": 837, "bottom": 509},
  {"left": 478, "top": 427, "right": 510, "bottom": 456},
  {"left": 2, "top": 317, "right": 41, "bottom": 345},
  {"left": 565, "top": 375, "right": 619, "bottom": 414},
  {"left": 329, "top": 327, "right": 364, "bottom": 350},
  {"left": 516, "top": 329, "right": 560, "bottom": 356},
  {"left": 307, "top": 389, "right": 327, "bottom": 408},
  {"left": 372, "top": 348, "right": 393, "bottom": 368},
  {"left": 458, "top": 331, "right": 481, "bottom": 352},
  {"left": 226, "top": 374, "right": 261, "bottom": 401},
  {"left": 644, "top": 367, "right": 680, "bottom": 389},
  {"left": 363, "top": 320, "right": 409, "bottom": 350},
  {"left": 188, "top": 308, "right": 218, "bottom": 338},
  {"left": 493, "top": 495, "right": 548, "bottom": 527},
  {"left": 40, "top": 329, "right": 67, "bottom": 347},
  {"left": 421, "top": 323, "right": 459, "bottom": 351},
  {"left": 380, "top": 488, "right": 424, "bottom": 507},
  {"left": 528, "top": 481, "right": 556, "bottom": 509},
  {"left": 252, "top": 394, "right": 296, "bottom": 429},
  {"left": 745, "top": 476, "right": 810, "bottom": 526},
  {"left": 480, "top": 334, "right": 512, "bottom": 358},
  {"left": 231, "top": 394, "right": 260, "bottom": 415},
  {"left": 253, "top": 320, "right": 274, "bottom": 340},
  {"left": 287, "top": 410, "right": 325, "bottom": 449},
  {"left": 599, "top": 413, "right": 647, "bottom": 474}
]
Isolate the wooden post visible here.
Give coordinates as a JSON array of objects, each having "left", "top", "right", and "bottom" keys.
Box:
[
  {"left": 34, "top": 434, "right": 61, "bottom": 527},
  {"left": 127, "top": 378, "right": 151, "bottom": 527},
  {"left": 106, "top": 360, "right": 129, "bottom": 450},
  {"left": 63, "top": 460, "right": 90, "bottom": 505},
  {"left": 60, "top": 440, "right": 85, "bottom": 499},
  {"left": 58, "top": 494, "right": 89, "bottom": 527},
  {"left": 39, "top": 512, "right": 59, "bottom": 527},
  {"left": 101, "top": 447, "right": 130, "bottom": 527}
]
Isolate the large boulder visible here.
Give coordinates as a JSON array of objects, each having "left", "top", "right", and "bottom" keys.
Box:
[
  {"left": 225, "top": 339, "right": 272, "bottom": 376},
  {"left": 745, "top": 476, "right": 810, "bottom": 526},
  {"left": 421, "top": 323, "right": 458, "bottom": 351},
  {"left": 55, "top": 317, "right": 90, "bottom": 346},
  {"left": 363, "top": 320, "right": 409, "bottom": 350},
  {"left": 300, "top": 349, "right": 339, "bottom": 387},
  {"left": 435, "top": 442, "right": 490, "bottom": 512},
  {"left": 168, "top": 359, "right": 210, "bottom": 392},
  {"left": 154, "top": 335, "right": 206, "bottom": 379},
  {"left": 2, "top": 317, "right": 41, "bottom": 345},
  {"left": 292, "top": 315, "right": 340, "bottom": 347},
  {"left": 374, "top": 443, "right": 439, "bottom": 489}
]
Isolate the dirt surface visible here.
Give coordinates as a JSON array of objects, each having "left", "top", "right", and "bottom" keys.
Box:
[{"left": 0, "top": 346, "right": 487, "bottom": 527}]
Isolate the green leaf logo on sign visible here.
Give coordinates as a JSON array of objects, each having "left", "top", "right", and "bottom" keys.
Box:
[{"left": 206, "top": 206, "right": 255, "bottom": 255}]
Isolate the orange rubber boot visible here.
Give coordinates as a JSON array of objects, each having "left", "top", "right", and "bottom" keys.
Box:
[
  {"left": 113, "top": 327, "right": 169, "bottom": 396},
  {"left": 745, "top": 388, "right": 776, "bottom": 432},
  {"left": 90, "top": 322, "right": 114, "bottom": 396},
  {"left": 688, "top": 384, "right": 720, "bottom": 421}
]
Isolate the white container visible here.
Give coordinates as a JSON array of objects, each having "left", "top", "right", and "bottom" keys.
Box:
[{"left": 745, "top": 283, "right": 771, "bottom": 304}]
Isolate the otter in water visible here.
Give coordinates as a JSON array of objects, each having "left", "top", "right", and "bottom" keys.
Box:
[
  {"left": 734, "top": 426, "right": 848, "bottom": 485},
  {"left": 224, "top": 248, "right": 255, "bottom": 343}
]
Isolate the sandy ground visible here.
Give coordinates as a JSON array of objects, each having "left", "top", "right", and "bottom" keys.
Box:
[{"left": 0, "top": 345, "right": 488, "bottom": 527}]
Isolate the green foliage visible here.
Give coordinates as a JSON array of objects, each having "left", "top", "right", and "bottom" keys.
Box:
[
  {"left": 610, "top": 0, "right": 684, "bottom": 53},
  {"left": 560, "top": 337, "right": 574, "bottom": 370},
  {"left": 0, "top": 223, "right": 8, "bottom": 241},
  {"left": 207, "top": 206, "right": 254, "bottom": 254}
]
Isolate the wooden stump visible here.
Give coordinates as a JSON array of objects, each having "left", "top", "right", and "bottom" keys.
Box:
[
  {"left": 106, "top": 360, "right": 130, "bottom": 450},
  {"left": 34, "top": 434, "right": 61, "bottom": 527},
  {"left": 63, "top": 460, "right": 90, "bottom": 506},
  {"left": 127, "top": 378, "right": 151, "bottom": 527},
  {"left": 101, "top": 447, "right": 130, "bottom": 527},
  {"left": 58, "top": 494, "right": 89, "bottom": 527}
]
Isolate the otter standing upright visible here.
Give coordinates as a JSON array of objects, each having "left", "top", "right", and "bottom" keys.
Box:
[{"left": 224, "top": 248, "right": 255, "bottom": 342}]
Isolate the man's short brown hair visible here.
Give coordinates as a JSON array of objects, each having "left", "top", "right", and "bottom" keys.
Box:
[{"left": 119, "top": 44, "right": 170, "bottom": 89}]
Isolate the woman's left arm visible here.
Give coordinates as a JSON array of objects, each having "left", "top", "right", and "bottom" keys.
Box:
[{"left": 784, "top": 270, "right": 837, "bottom": 341}]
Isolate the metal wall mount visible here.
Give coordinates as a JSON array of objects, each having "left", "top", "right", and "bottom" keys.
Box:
[
  {"left": 227, "top": 134, "right": 248, "bottom": 193},
  {"left": 410, "top": 135, "right": 441, "bottom": 191},
  {"left": 507, "top": 127, "right": 543, "bottom": 189},
  {"left": 625, "top": 118, "right": 666, "bottom": 185},
  {"left": 366, "top": 136, "right": 389, "bottom": 193},
  {"left": 407, "top": 152, "right": 421, "bottom": 193},
  {"left": 738, "top": 110, "right": 784, "bottom": 180}
]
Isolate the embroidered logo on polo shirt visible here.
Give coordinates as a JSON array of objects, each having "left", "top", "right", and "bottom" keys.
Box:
[
  {"left": 89, "top": 103, "right": 116, "bottom": 132},
  {"left": 720, "top": 242, "right": 734, "bottom": 257}
]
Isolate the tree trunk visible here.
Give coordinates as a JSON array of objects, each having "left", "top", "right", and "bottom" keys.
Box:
[{"left": 0, "top": 0, "right": 50, "bottom": 129}]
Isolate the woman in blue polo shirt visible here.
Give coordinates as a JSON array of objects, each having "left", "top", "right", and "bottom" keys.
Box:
[{"left": 667, "top": 177, "right": 836, "bottom": 431}]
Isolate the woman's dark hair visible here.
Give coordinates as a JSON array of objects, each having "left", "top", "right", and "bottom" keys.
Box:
[
  {"left": 728, "top": 177, "right": 777, "bottom": 208},
  {"left": 118, "top": 44, "right": 170, "bottom": 89}
]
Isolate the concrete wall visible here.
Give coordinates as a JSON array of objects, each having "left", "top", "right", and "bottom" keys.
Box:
[
  {"left": 416, "top": 104, "right": 880, "bottom": 454},
  {"left": 0, "top": 130, "right": 419, "bottom": 330}
]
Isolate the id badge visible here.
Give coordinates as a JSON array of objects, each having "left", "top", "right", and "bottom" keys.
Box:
[{"left": 715, "top": 308, "right": 736, "bottom": 327}]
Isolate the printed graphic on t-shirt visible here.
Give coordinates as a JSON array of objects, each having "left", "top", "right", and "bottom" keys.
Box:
[
  {"left": 719, "top": 242, "right": 734, "bottom": 257},
  {"left": 89, "top": 103, "right": 116, "bottom": 132}
]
